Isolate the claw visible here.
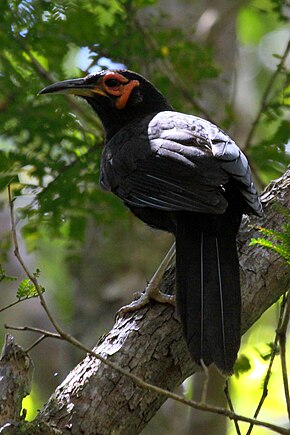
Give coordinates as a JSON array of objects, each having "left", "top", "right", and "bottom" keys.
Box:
[
  {"left": 116, "top": 288, "right": 176, "bottom": 319},
  {"left": 116, "top": 292, "right": 152, "bottom": 318}
]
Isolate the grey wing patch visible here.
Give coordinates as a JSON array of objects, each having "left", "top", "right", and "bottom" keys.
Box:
[{"left": 211, "top": 130, "right": 263, "bottom": 216}]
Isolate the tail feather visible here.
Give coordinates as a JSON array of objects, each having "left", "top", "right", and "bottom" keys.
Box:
[
  {"left": 215, "top": 236, "right": 227, "bottom": 364},
  {"left": 175, "top": 212, "right": 241, "bottom": 374}
]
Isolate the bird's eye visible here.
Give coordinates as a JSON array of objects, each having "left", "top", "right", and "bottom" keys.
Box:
[{"left": 105, "top": 78, "right": 120, "bottom": 88}]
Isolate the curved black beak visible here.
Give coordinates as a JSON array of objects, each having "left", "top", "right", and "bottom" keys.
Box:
[{"left": 39, "top": 77, "right": 97, "bottom": 97}]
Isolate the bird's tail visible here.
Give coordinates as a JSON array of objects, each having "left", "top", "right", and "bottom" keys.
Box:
[{"left": 175, "top": 212, "right": 241, "bottom": 375}]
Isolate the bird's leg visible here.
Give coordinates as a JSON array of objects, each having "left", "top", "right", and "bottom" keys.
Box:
[{"left": 116, "top": 242, "right": 176, "bottom": 318}]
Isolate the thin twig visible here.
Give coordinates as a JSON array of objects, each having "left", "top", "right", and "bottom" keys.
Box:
[
  {"left": 0, "top": 298, "right": 29, "bottom": 313},
  {"left": 244, "top": 39, "right": 290, "bottom": 151},
  {"left": 5, "top": 323, "right": 62, "bottom": 355},
  {"left": 8, "top": 186, "right": 63, "bottom": 334},
  {"left": 7, "top": 184, "right": 289, "bottom": 435},
  {"left": 246, "top": 295, "right": 286, "bottom": 435},
  {"left": 277, "top": 291, "right": 290, "bottom": 421},
  {"left": 4, "top": 324, "right": 62, "bottom": 340},
  {"left": 224, "top": 380, "right": 242, "bottom": 435},
  {"left": 24, "top": 336, "right": 48, "bottom": 353}
]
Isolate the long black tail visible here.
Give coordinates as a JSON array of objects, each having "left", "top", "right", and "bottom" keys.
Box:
[{"left": 175, "top": 211, "right": 241, "bottom": 375}]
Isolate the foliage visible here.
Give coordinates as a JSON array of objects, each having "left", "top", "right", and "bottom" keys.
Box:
[
  {"left": 16, "top": 268, "right": 44, "bottom": 299},
  {"left": 0, "top": 0, "right": 288, "bottom": 249},
  {"left": 16, "top": 277, "right": 39, "bottom": 298},
  {"left": 0, "top": 0, "right": 129, "bottom": 244},
  {"left": 0, "top": 263, "right": 43, "bottom": 299},
  {"left": 250, "top": 211, "right": 290, "bottom": 266}
]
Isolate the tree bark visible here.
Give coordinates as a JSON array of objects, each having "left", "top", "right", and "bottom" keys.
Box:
[
  {"left": 0, "top": 334, "right": 33, "bottom": 427},
  {"left": 2, "top": 170, "right": 290, "bottom": 434}
]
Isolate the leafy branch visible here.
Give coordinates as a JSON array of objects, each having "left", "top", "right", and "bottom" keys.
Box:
[{"left": 0, "top": 265, "right": 44, "bottom": 313}]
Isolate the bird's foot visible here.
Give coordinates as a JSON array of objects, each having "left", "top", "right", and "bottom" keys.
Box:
[
  {"left": 116, "top": 286, "right": 175, "bottom": 318},
  {"left": 116, "top": 242, "right": 176, "bottom": 319}
]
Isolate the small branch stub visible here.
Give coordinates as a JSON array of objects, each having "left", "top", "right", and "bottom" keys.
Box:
[{"left": 0, "top": 334, "right": 34, "bottom": 427}]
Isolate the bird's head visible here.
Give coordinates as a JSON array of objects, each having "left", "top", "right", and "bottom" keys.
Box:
[{"left": 40, "top": 70, "right": 172, "bottom": 139}]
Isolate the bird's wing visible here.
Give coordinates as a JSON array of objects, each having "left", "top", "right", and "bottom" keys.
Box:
[
  {"left": 100, "top": 111, "right": 262, "bottom": 216},
  {"left": 122, "top": 146, "right": 229, "bottom": 214}
]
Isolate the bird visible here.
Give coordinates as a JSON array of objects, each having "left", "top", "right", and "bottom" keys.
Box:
[{"left": 40, "top": 70, "right": 262, "bottom": 375}]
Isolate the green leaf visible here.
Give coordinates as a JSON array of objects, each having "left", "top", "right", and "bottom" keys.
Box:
[
  {"left": 16, "top": 278, "right": 44, "bottom": 299},
  {"left": 250, "top": 212, "right": 290, "bottom": 265}
]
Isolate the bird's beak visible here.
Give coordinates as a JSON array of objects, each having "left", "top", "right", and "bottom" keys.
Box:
[{"left": 39, "top": 77, "right": 106, "bottom": 98}]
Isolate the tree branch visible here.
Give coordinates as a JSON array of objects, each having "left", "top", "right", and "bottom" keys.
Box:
[{"left": 29, "top": 169, "right": 290, "bottom": 434}]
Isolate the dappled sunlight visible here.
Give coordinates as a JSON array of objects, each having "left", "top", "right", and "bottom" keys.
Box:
[
  {"left": 248, "top": 355, "right": 268, "bottom": 381},
  {"left": 22, "top": 385, "right": 42, "bottom": 422}
]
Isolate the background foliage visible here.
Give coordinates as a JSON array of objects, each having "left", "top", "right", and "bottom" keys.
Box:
[{"left": 0, "top": 0, "right": 289, "bottom": 433}]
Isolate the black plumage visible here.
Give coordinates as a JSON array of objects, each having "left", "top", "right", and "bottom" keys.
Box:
[{"left": 40, "top": 70, "right": 262, "bottom": 374}]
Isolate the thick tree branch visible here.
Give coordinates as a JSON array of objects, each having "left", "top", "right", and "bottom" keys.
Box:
[{"left": 30, "top": 169, "right": 290, "bottom": 434}]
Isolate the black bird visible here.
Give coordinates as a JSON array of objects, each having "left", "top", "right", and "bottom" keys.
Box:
[{"left": 40, "top": 70, "right": 262, "bottom": 374}]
